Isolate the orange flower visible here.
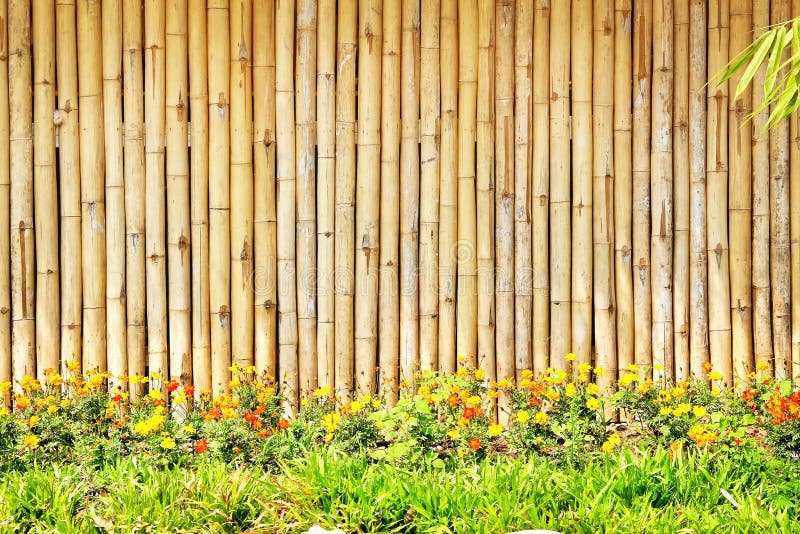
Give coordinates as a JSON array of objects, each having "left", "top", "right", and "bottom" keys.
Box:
[
  {"left": 194, "top": 439, "right": 208, "bottom": 453},
  {"left": 184, "top": 384, "right": 195, "bottom": 396},
  {"left": 166, "top": 380, "right": 179, "bottom": 393},
  {"left": 447, "top": 394, "right": 460, "bottom": 407},
  {"left": 277, "top": 418, "right": 290, "bottom": 430},
  {"left": 468, "top": 437, "right": 481, "bottom": 450},
  {"left": 463, "top": 407, "right": 476, "bottom": 420},
  {"left": 702, "top": 361, "right": 713, "bottom": 372}
]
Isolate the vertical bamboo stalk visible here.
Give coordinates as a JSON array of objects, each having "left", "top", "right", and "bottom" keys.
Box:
[
  {"left": 792, "top": 0, "right": 800, "bottom": 379},
  {"left": 672, "top": 0, "right": 689, "bottom": 380},
  {"left": 514, "top": 0, "right": 532, "bottom": 374},
  {"left": 0, "top": 0, "right": 9, "bottom": 394},
  {"left": 355, "top": 0, "right": 381, "bottom": 395},
  {"left": 400, "top": 0, "right": 421, "bottom": 387},
  {"left": 253, "top": 0, "right": 276, "bottom": 376},
  {"left": 613, "top": 0, "right": 633, "bottom": 378},
  {"left": 549, "top": 0, "right": 570, "bottom": 367},
  {"left": 593, "top": 0, "right": 615, "bottom": 393},
  {"left": 708, "top": 0, "right": 732, "bottom": 381},
  {"left": 632, "top": 0, "right": 651, "bottom": 369},
  {"left": 689, "top": 0, "right": 708, "bottom": 376},
  {"left": 189, "top": 0, "right": 210, "bottom": 394},
  {"left": 78, "top": 0, "right": 106, "bottom": 372},
  {"left": 103, "top": 0, "right": 126, "bottom": 381},
  {"left": 650, "top": 0, "right": 673, "bottom": 381},
  {"left": 379, "top": 0, "right": 400, "bottom": 396},
  {"left": 230, "top": 0, "right": 254, "bottom": 371},
  {"left": 123, "top": 0, "right": 145, "bottom": 394},
  {"left": 439, "top": 0, "right": 457, "bottom": 374},
  {"left": 208, "top": 0, "right": 231, "bottom": 394},
  {"left": 572, "top": 0, "right": 592, "bottom": 367},
  {"left": 295, "top": 0, "right": 316, "bottom": 394},
  {"left": 334, "top": 0, "right": 356, "bottom": 397},
  {"left": 33, "top": 0, "right": 59, "bottom": 376},
  {"left": 729, "top": 0, "right": 753, "bottom": 380},
  {"left": 166, "top": 0, "right": 191, "bottom": 383},
  {"left": 419, "top": 0, "right": 440, "bottom": 372},
  {"left": 751, "top": 0, "right": 771, "bottom": 373},
  {"left": 316, "top": 0, "right": 334, "bottom": 387}
]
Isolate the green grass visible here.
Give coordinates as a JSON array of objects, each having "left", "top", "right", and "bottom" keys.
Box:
[{"left": 1, "top": 446, "right": 799, "bottom": 533}]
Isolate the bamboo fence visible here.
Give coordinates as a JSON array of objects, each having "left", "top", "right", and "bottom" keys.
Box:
[{"left": 3, "top": 1, "right": 800, "bottom": 405}]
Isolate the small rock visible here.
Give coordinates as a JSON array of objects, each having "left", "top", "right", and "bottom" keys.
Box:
[{"left": 301, "top": 526, "right": 346, "bottom": 534}]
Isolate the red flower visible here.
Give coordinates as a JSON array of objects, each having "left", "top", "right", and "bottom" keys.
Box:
[
  {"left": 258, "top": 429, "right": 270, "bottom": 438},
  {"left": 111, "top": 394, "right": 123, "bottom": 402},
  {"left": 463, "top": 407, "right": 476, "bottom": 420},
  {"left": 468, "top": 438, "right": 481, "bottom": 450},
  {"left": 184, "top": 384, "right": 195, "bottom": 396},
  {"left": 194, "top": 439, "right": 208, "bottom": 454},
  {"left": 166, "top": 380, "right": 179, "bottom": 393},
  {"left": 277, "top": 418, "right": 290, "bottom": 430}
]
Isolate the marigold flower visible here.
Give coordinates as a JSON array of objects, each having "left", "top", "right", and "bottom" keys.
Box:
[
  {"left": 474, "top": 369, "right": 486, "bottom": 380},
  {"left": 671, "top": 386, "right": 686, "bottom": 399},
  {"left": 488, "top": 424, "right": 503, "bottom": 436},
  {"left": 14, "top": 395, "right": 30, "bottom": 410},
  {"left": 619, "top": 373, "right": 637, "bottom": 387},
  {"left": 487, "top": 390, "right": 499, "bottom": 399},
  {"left": 608, "top": 433, "right": 621, "bottom": 446},
  {"left": 673, "top": 403, "right": 691, "bottom": 417},
  {"left": 28, "top": 415, "right": 40, "bottom": 427},
  {"left": 756, "top": 361, "right": 769, "bottom": 372},
  {"left": 322, "top": 412, "right": 341, "bottom": 433},
  {"left": 66, "top": 360, "right": 81, "bottom": 373},
  {"left": 586, "top": 383, "right": 599, "bottom": 396},
  {"left": 463, "top": 407, "right": 476, "bottom": 420},
  {"left": 593, "top": 367, "right": 605, "bottom": 377},
  {"left": 534, "top": 411, "right": 549, "bottom": 426},
  {"left": 585, "top": 397, "right": 600, "bottom": 411},
  {"left": 711, "top": 387, "right": 721, "bottom": 397},
  {"left": 693, "top": 406, "right": 707, "bottom": 418},
  {"left": 23, "top": 435, "right": 40, "bottom": 449},
  {"left": 0, "top": 381, "right": 10, "bottom": 394},
  {"left": 702, "top": 361, "right": 713, "bottom": 372},
  {"left": 60, "top": 399, "right": 71, "bottom": 408},
  {"left": 468, "top": 437, "right": 481, "bottom": 450},
  {"left": 372, "top": 399, "right": 381, "bottom": 409},
  {"left": 565, "top": 383, "right": 576, "bottom": 397},
  {"left": 313, "top": 385, "right": 331, "bottom": 397},
  {"left": 653, "top": 363, "right": 664, "bottom": 371},
  {"left": 601, "top": 441, "right": 614, "bottom": 453},
  {"left": 166, "top": 380, "right": 179, "bottom": 393},
  {"left": 0, "top": 408, "right": 9, "bottom": 417},
  {"left": 565, "top": 353, "right": 576, "bottom": 362},
  {"left": 194, "top": 439, "right": 208, "bottom": 453},
  {"left": 660, "top": 407, "right": 673, "bottom": 416},
  {"left": 447, "top": 428, "right": 460, "bottom": 440},
  {"left": 149, "top": 389, "right": 163, "bottom": 401},
  {"left": 708, "top": 371, "right": 723, "bottom": 381},
  {"left": 277, "top": 418, "right": 290, "bottom": 430},
  {"left": 516, "top": 410, "right": 530, "bottom": 424},
  {"left": 626, "top": 364, "right": 639, "bottom": 372},
  {"left": 465, "top": 395, "right": 482, "bottom": 408},
  {"left": 160, "top": 437, "right": 176, "bottom": 450}
]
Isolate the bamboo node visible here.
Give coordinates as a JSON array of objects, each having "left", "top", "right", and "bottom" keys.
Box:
[{"left": 0, "top": 307, "right": 8, "bottom": 315}]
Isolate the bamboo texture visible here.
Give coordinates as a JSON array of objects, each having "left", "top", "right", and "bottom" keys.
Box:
[{"left": 0, "top": 0, "right": 9, "bottom": 396}]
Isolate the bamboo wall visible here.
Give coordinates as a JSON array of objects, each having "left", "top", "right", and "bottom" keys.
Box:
[{"left": 0, "top": 0, "right": 797, "bottom": 410}]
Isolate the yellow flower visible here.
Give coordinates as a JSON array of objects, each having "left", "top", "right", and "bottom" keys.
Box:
[
  {"left": 372, "top": 399, "right": 381, "bottom": 409},
  {"left": 534, "top": 411, "right": 549, "bottom": 426},
  {"left": 417, "top": 385, "right": 430, "bottom": 396},
  {"left": 608, "top": 433, "right": 621, "bottom": 445},
  {"left": 349, "top": 400, "right": 363, "bottom": 412},
  {"left": 456, "top": 367, "right": 468, "bottom": 377},
  {"left": 28, "top": 415, "right": 40, "bottom": 427},
  {"left": 756, "top": 361, "right": 769, "bottom": 372},
  {"left": 150, "top": 371, "right": 162, "bottom": 381},
  {"left": 300, "top": 399, "right": 309, "bottom": 407},
  {"left": 660, "top": 407, "right": 673, "bottom": 416},
  {"left": 546, "top": 389, "right": 560, "bottom": 401},
  {"left": 673, "top": 403, "right": 691, "bottom": 417},
  {"left": 593, "top": 367, "right": 605, "bottom": 377},
  {"left": 149, "top": 389, "right": 163, "bottom": 401},
  {"left": 66, "top": 360, "right": 81, "bottom": 373},
  {"left": 585, "top": 397, "right": 600, "bottom": 411},
  {"left": 627, "top": 364, "right": 640, "bottom": 372},
  {"left": 474, "top": 369, "right": 486, "bottom": 380},
  {"left": 516, "top": 410, "right": 530, "bottom": 424},
  {"left": 565, "top": 383, "right": 577, "bottom": 397},
  {"left": 324, "top": 433, "right": 334, "bottom": 443},
  {"left": 497, "top": 378, "right": 514, "bottom": 389},
  {"left": 601, "top": 441, "right": 614, "bottom": 453},
  {"left": 586, "top": 383, "right": 599, "bottom": 396},
  {"left": 229, "top": 379, "right": 241, "bottom": 389},
  {"left": 657, "top": 390, "right": 672, "bottom": 402},
  {"left": 322, "top": 412, "right": 341, "bottom": 433},
  {"left": 578, "top": 362, "right": 592, "bottom": 375},
  {"left": 465, "top": 395, "right": 482, "bottom": 408},
  {"left": 565, "top": 352, "right": 576, "bottom": 362},
  {"left": 619, "top": 372, "right": 638, "bottom": 387},
  {"left": 487, "top": 390, "right": 499, "bottom": 399},
  {"left": 488, "top": 424, "right": 503, "bottom": 436},
  {"left": 183, "top": 425, "right": 196, "bottom": 434},
  {"left": 0, "top": 408, "right": 9, "bottom": 417},
  {"left": 23, "top": 435, "right": 40, "bottom": 449},
  {"left": 60, "top": 399, "right": 71, "bottom": 408},
  {"left": 447, "top": 428, "right": 461, "bottom": 440},
  {"left": 711, "top": 387, "right": 721, "bottom": 397},
  {"left": 160, "top": 437, "right": 176, "bottom": 450},
  {"left": 313, "top": 385, "right": 331, "bottom": 397},
  {"left": 692, "top": 406, "right": 707, "bottom": 418},
  {"left": 653, "top": 363, "right": 664, "bottom": 371},
  {"left": 708, "top": 371, "right": 723, "bottom": 381},
  {"left": 671, "top": 386, "right": 686, "bottom": 399},
  {"left": 522, "top": 369, "right": 534, "bottom": 380},
  {"left": 0, "top": 381, "right": 10, "bottom": 394}
]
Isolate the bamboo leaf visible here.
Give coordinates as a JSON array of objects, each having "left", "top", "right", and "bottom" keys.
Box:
[
  {"left": 766, "top": 27, "right": 788, "bottom": 95},
  {"left": 735, "top": 32, "right": 776, "bottom": 99}
]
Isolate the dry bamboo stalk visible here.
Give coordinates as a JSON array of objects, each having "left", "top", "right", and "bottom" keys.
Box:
[
  {"left": 355, "top": 0, "right": 382, "bottom": 395},
  {"left": 707, "top": 0, "right": 732, "bottom": 382},
  {"left": 102, "top": 0, "right": 126, "bottom": 381},
  {"left": 792, "top": 0, "right": 800, "bottom": 379},
  {"left": 532, "top": 0, "right": 549, "bottom": 373},
  {"left": 166, "top": 0, "right": 191, "bottom": 383},
  {"left": 419, "top": 0, "right": 439, "bottom": 372},
  {"left": 379, "top": 0, "right": 400, "bottom": 397},
  {"left": 457, "top": 0, "right": 478, "bottom": 368},
  {"left": 751, "top": 0, "right": 771, "bottom": 373},
  {"left": 123, "top": 0, "right": 145, "bottom": 395},
  {"left": 476, "top": 0, "right": 494, "bottom": 381},
  {"left": 400, "top": 0, "right": 421, "bottom": 387},
  {"left": 495, "top": 0, "right": 513, "bottom": 389},
  {"left": 208, "top": 0, "right": 231, "bottom": 395},
  {"left": 230, "top": 0, "right": 254, "bottom": 372},
  {"left": 33, "top": 0, "right": 59, "bottom": 376},
  {"left": 438, "top": 0, "right": 457, "bottom": 374},
  {"left": 613, "top": 0, "right": 633, "bottom": 379},
  {"left": 316, "top": 0, "right": 334, "bottom": 387},
  {"left": 276, "top": 0, "right": 298, "bottom": 406},
  {"left": 9, "top": 0, "right": 35, "bottom": 383},
  {"left": 334, "top": 0, "right": 356, "bottom": 398},
  {"left": 729, "top": 0, "right": 753, "bottom": 381},
  {"left": 572, "top": 0, "right": 592, "bottom": 368},
  {"left": 0, "top": 0, "right": 9, "bottom": 396},
  {"left": 189, "top": 0, "right": 210, "bottom": 394},
  {"left": 632, "top": 0, "right": 651, "bottom": 369},
  {"left": 78, "top": 0, "right": 107, "bottom": 372},
  {"left": 515, "top": 0, "right": 532, "bottom": 375},
  {"left": 673, "top": 0, "right": 689, "bottom": 380},
  {"left": 688, "top": 0, "right": 708, "bottom": 376},
  {"left": 650, "top": 0, "right": 673, "bottom": 381},
  {"left": 593, "top": 0, "right": 616, "bottom": 393},
  {"left": 253, "top": 0, "right": 276, "bottom": 376},
  {"left": 549, "top": 0, "right": 570, "bottom": 368},
  {"left": 295, "top": 0, "right": 316, "bottom": 395}
]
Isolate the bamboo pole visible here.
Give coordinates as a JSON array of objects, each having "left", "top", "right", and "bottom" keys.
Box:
[
  {"left": 632, "top": 0, "right": 651, "bottom": 369},
  {"left": 532, "top": 0, "right": 549, "bottom": 373},
  {"left": 419, "top": 0, "right": 439, "bottom": 372},
  {"left": 379, "top": 0, "right": 400, "bottom": 397},
  {"left": 495, "top": 0, "right": 513, "bottom": 390},
  {"left": 334, "top": 0, "right": 356, "bottom": 398},
  {"left": 276, "top": 0, "right": 297, "bottom": 405},
  {"left": 123, "top": 0, "right": 145, "bottom": 395},
  {"left": 189, "top": 0, "right": 210, "bottom": 394},
  {"left": 439, "top": 0, "right": 457, "bottom": 374},
  {"left": 0, "top": 0, "right": 9, "bottom": 396},
  {"left": 166, "top": 0, "right": 191, "bottom": 383},
  {"left": 549, "top": 0, "right": 570, "bottom": 367},
  {"left": 572, "top": 0, "right": 592, "bottom": 368},
  {"left": 253, "top": 0, "right": 276, "bottom": 376},
  {"left": 33, "top": 0, "right": 59, "bottom": 376},
  {"left": 355, "top": 0, "right": 382, "bottom": 395},
  {"left": 400, "top": 0, "right": 421, "bottom": 387},
  {"left": 316, "top": 0, "right": 334, "bottom": 387},
  {"left": 613, "top": 0, "right": 633, "bottom": 379},
  {"left": 102, "top": 0, "right": 126, "bottom": 381},
  {"left": 707, "top": 0, "right": 732, "bottom": 382},
  {"left": 792, "top": 0, "right": 800, "bottom": 379},
  {"left": 230, "top": 0, "right": 254, "bottom": 372},
  {"left": 673, "top": 0, "right": 689, "bottom": 380},
  {"left": 9, "top": 0, "right": 35, "bottom": 383},
  {"left": 515, "top": 0, "right": 532, "bottom": 375},
  {"left": 751, "top": 0, "right": 771, "bottom": 373},
  {"left": 295, "top": 0, "right": 316, "bottom": 395},
  {"left": 593, "top": 0, "right": 615, "bottom": 393},
  {"left": 729, "top": 0, "right": 753, "bottom": 381},
  {"left": 650, "top": 0, "right": 673, "bottom": 381},
  {"left": 689, "top": 0, "right": 708, "bottom": 376},
  {"left": 208, "top": 0, "right": 231, "bottom": 395},
  {"left": 78, "top": 0, "right": 106, "bottom": 372}
]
